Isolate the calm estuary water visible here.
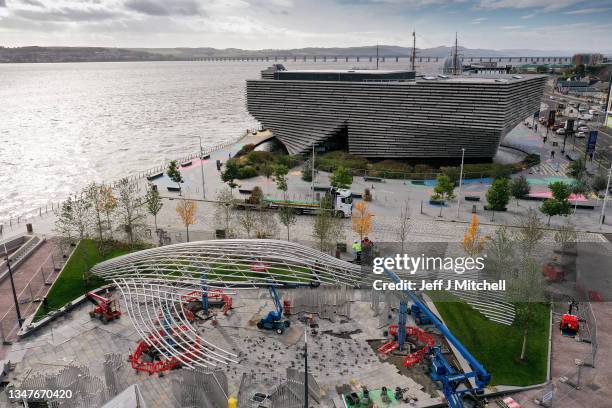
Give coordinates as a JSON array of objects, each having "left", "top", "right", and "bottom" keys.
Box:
[{"left": 0, "top": 59, "right": 442, "bottom": 222}]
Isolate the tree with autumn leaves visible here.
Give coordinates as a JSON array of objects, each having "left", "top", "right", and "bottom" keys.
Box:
[
  {"left": 176, "top": 198, "right": 197, "bottom": 242},
  {"left": 352, "top": 201, "right": 373, "bottom": 241},
  {"left": 461, "top": 214, "right": 486, "bottom": 256}
]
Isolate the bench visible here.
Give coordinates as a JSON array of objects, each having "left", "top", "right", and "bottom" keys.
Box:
[
  {"left": 429, "top": 199, "right": 445, "bottom": 206},
  {"left": 411, "top": 180, "right": 426, "bottom": 185},
  {"left": 313, "top": 185, "right": 330, "bottom": 192},
  {"left": 167, "top": 186, "right": 181, "bottom": 192},
  {"left": 147, "top": 172, "right": 163, "bottom": 181},
  {"left": 238, "top": 189, "right": 252, "bottom": 195},
  {"left": 201, "top": 154, "right": 211, "bottom": 160},
  {"left": 464, "top": 196, "right": 480, "bottom": 202},
  {"left": 180, "top": 161, "right": 192, "bottom": 167},
  {"left": 351, "top": 193, "right": 363, "bottom": 199},
  {"left": 364, "top": 176, "right": 384, "bottom": 182}
]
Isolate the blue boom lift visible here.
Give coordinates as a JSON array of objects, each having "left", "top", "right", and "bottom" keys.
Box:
[
  {"left": 257, "top": 285, "right": 291, "bottom": 334},
  {"left": 381, "top": 266, "right": 491, "bottom": 408}
]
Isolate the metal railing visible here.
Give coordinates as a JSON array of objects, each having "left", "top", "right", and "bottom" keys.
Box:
[{"left": 0, "top": 249, "right": 62, "bottom": 349}]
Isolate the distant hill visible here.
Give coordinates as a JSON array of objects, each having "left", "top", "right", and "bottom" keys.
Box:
[
  {"left": 0, "top": 45, "right": 578, "bottom": 63},
  {"left": 0, "top": 46, "right": 176, "bottom": 63}
]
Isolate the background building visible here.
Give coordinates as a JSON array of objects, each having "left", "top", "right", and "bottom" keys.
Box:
[{"left": 247, "top": 66, "right": 546, "bottom": 160}]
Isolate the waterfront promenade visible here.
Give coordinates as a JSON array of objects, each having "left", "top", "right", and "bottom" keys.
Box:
[{"left": 2, "top": 121, "right": 612, "bottom": 247}]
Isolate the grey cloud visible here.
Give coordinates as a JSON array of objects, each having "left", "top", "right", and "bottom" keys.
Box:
[
  {"left": 124, "top": 0, "right": 202, "bottom": 16},
  {"left": 20, "top": 0, "right": 45, "bottom": 7},
  {"left": 0, "top": 0, "right": 6, "bottom": 7},
  {"left": 14, "top": 7, "right": 120, "bottom": 22}
]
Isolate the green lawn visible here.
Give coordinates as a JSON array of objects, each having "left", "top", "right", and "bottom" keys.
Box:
[
  {"left": 430, "top": 293, "right": 550, "bottom": 386},
  {"left": 34, "top": 239, "right": 145, "bottom": 321}
]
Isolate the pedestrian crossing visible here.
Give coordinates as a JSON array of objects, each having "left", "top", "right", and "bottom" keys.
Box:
[{"left": 532, "top": 162, "right": 569, "bottom": 177}]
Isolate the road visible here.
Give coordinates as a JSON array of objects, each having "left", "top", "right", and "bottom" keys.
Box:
[{"left": 541, "top": 79, "right": 612, "bottom": 169}]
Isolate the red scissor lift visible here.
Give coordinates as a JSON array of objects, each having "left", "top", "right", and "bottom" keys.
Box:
[
  {"left": 182, "top": 289, "right": 233, "bottom": 316},
  {"left": 378, "top": 325, "right": 436, "bottom": 367},
  {"left": 129, "top": 325, "right": 202, "bottom": 375}
]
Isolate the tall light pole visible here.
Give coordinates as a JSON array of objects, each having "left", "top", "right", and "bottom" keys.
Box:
[
  {"left": 198, "top": 136, "right": 206, "bottom": 200},
  {"left": 304, "top": 328, "right": 309, "bottom": 408},
  {"left": 600, "top": 164, "right": 612, "bottom": 228},
  {"left": 311, "top": 143, "right": 316, "bottom": 201},
  {"left": 3, "top": 243, "right": 23, "bottom": 328},
  {"left": 456, "top": 148, "right": 465, "bottom": 218}
]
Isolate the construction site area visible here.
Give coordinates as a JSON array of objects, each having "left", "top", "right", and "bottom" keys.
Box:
[{"left": 0, "top": 233, "right": 608, "bottom": 408}]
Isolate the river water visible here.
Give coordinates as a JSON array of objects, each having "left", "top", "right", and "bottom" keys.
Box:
[{"left": 0, "top": 59, "right": 443, "bottom": 222}]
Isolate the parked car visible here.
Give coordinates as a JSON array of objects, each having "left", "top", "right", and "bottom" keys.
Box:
[
  {"left": 578, "top": 125, "right": 589, "bottom": 132},
  {"left": 578, "top": 120, "right": 586, "bottom": 126},
  {"left": 576, "top": 131, "right": 586, "bottom": 138},
  {"left": 556, "top": 128, "right": 566, "bottom": 135},
  {"left": 552, "top": 124, "right": 562, "bottom": 131}
]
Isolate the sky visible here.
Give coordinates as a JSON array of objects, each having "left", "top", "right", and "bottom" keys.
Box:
[{"left": 0, "top": 0, "right": 611, "bottom": 52}]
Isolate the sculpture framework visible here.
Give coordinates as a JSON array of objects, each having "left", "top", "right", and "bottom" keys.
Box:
[{"left": 91, "top": 239, "right": 364, "bottom": 369}]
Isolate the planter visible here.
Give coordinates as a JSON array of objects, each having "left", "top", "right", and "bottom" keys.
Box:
[
  {"left": 484, "top": 206, "right": 507, "bottom": 211},
  {"left": 429, "top": 199, "right": 445, "bottom": 206}
]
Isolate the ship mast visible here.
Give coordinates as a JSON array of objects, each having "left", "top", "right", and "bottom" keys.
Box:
[
  {"left": 453, "top": 32, "right": 459, "bottom": 75},
  {"left": 411, "top": 30, "right": 416, "bottom": 72}
]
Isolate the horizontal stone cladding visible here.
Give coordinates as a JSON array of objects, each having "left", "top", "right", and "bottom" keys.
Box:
[{"left": 246, "top": 75, "right": 546, "bottom": 158}]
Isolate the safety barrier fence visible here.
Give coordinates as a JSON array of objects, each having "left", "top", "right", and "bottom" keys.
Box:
[
  {"left": 0, "top": 249, "right": 62, "bottom": 348},
  {"left": 532, "top": 301, "right": 600, "bottom": 408}
]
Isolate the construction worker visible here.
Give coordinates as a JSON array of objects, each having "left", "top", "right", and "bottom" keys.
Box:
[{"left": 352, "top": 239, "right": 362, "bottom": 263}]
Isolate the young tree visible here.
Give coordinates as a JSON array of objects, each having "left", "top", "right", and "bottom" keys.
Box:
[
  {"left": 248, "top": 186, "right": 264, "bottom": 205},
  {"left": 176, "top": 198, "right": 197, "bottom": 242},
  {"left": 99, "top": 185, "right": 118, "bottom": 240},
  {"left": 512, "top": 257, "right": 546, "bottom": 361},
  {"left": 85, "top": 182, "right": 105, "bottom": 243},
  {"left": 554, "top": 218, "right": 577, "bottom": 254},
  {"left": 431, "top": 174, "right": 455, "bottom": 216},
  {"left": 145, "top": 187, "right": 164, "bottom": 232},
  {"left": 312, "top": 195, "right": 343, "bottom": 253},
  {"left": 273, "top": 164, "right": 289, "bottom": 199},
  {"left": 166, "top": 160, "right": 184, "bottom": 195},
  {"left": 255, "top": 207, "right": 278, "bottom": 238},
  {"left": 486, "top": 178, "right": 510, "bottom": 221},
  {"left": 396, "top": 202, "right": 411, "bottom": 253},
  {"left": 216, "top": 187, "right": 237, "bottom": 236},
  {"left": 510, "top": 175, "right": 530, "bottom": 206},
  {"left": 566, "top": 158, "right": 586, "bottom": 180},
  {"left": 570, "top": 176, "right": 588, "bottom": 214},
  {"left": 513, "top": 208, "right": 546, "bottom": 255},
  {"left": 261, "top": 163, "right": 274, "bottom": 180},
  {"left": 540, "top": 181, "right": 572, "bottom": 225},
  {"left": 278, "top": 206, "right": 297, "bottom": 241},
  {"left": 591, "top": 173, "right": 608, "bottom": 194},
  {"left": 221, "top": 159, "right": 240, "bottom": 192},
  {"left": 352, "top": 201, "right": 373, "bottom": 241},
  {"left": 54, "top": 192, "right": 91, "bottom": 244},
  {"left": 462, "top": 214, "right": 486, "bottom": 256},
  {"left": 238, "top": 205, "right": 257, "bottom": 238},
  {"left": 485, "top": 225, "right": 514, "bottom": 279},
  {"left": 486, "top": 217, "right": 546, "bottom": 362},
  {"left": 301, "top": 159, "right": 313, "bottom": 182},
  {"left": 330, "top": 166, "right": 353, "bottom": 189},
  {"left": 116, "top": 178, "right": 146, "bottom": 246}
]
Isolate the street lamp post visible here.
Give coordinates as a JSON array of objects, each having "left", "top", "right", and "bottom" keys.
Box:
[
  {"left": 3, "top": 244, "right": 23, "bottom": 328},
  {"left": 304, "top": 328, "right": 309, "bottom": 408},
  {"left": 198, "top": 136, "right": 206, "bottom": 200},
  {"left": 456, "top": 148, "right": 465, "bottom": 218},
  {"left": 600, "top": 164, "right": 612, "bottom": 228}
]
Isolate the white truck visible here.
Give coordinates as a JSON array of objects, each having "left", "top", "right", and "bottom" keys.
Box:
[{"left": 238, "top": 188, "right": 354, "bottom": 217}]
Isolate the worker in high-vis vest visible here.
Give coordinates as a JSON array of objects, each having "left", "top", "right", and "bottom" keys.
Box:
[
  {"left": 352, "top": 239, "right": 362, "bottom": 262},
  {"left": 228, "top": 397, "right": 237, "bottom": 408}
]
